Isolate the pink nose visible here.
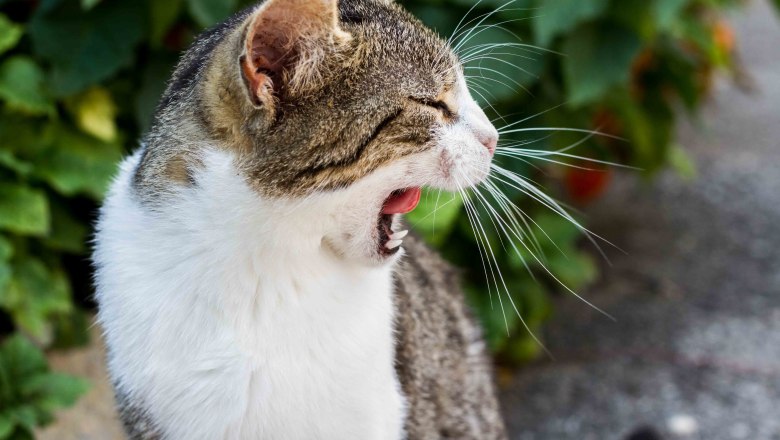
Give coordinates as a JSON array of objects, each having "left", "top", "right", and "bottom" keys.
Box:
[{"left": 480, "top": 133, "right": 498, "bottom": 156}]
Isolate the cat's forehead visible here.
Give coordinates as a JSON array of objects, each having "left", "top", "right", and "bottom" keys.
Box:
[{"left": 340, "top": 0, "right": 458, "bottom": 87}]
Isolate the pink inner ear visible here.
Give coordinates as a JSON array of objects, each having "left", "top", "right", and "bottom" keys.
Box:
[
  {"left": 250, "top": 29, "right": 291, "bottom": 79},
  {"left": 241, "top": 0, "right": 343, "bottom": 102}
]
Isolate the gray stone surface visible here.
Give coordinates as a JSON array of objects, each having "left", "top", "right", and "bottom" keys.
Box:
[{"left": 499, "top": 2, "right": 780, "bottom": 439}]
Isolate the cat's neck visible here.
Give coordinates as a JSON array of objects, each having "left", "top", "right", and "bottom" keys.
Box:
[{"left": 129, "top": 147, "right": 396, "bottom": 303}]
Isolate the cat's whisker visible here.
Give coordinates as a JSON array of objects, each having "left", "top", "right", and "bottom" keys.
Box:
[
  {"left": 462, "top": 53, "right": 539, "bottom": 68},
  {"left": 446, "top": 0, "right": 485, "bottom": 47},
  {"left": 499, "top": 148, "right": 640, "bottom": 170},
  {"left": 467, "top": 81, "right": 506, "bottom": 116},
  {"left": 453, "top": 163, "right": 615, "bottom": 326},
  {"left": 489, "top": 164, "right": 622, "bottom": 263},
  {"left": 482, "top": 178, "right": 550, "bottom": 261},
  {"left": 497, "top": 150, "right": 635, "bottom": 171},
  {"left": 454, "top": 16, "right": 540, "bottom": 55},
  {"left": 464, "top": 66, "right": 527, "bottom": 95},
  {"left": 460, "top": 44, "right": 545, "bottom": 60},
  {"left": 431, "top": 188, "right": 444, "bottom": 238},
  {"left": 457, "top": 176, "right": 553, "bottom": 357},
  {"left": 457, "top": 185, "right": 503, "bottom": 318},
  {"left": 460, "top": 163, "right": 546, "bottom": 256},
  {"left": 458, "top": 183, "right": 511, "bottom": 333},
  {"left": 459, "top": 44, "right": 544, "bottom": 69},
  {"left": 409, "top": 193, "right": 460, "bottom": 228},
  {"left": 494, "top": 103, "right": 570, "bottom": 135},
  {"left": 452, "top": 0, "right": 519, "bottom": 53},
  {"left": 496, "top": 134, "right": 551, "bottom": 146},
  {"left": 464, "top": 64, "right": 531, "bottom": 91},
  {"left": 472, "top": 180, "right": 540, "bottom": 270},
  {"left": 498, "top": 126, "right": 626, "bottom": 142},
  {"left": 465, "top": 74, "right": 519, "bottom": 98},
  {"left": 450, "top": 9, "right": 540, "bottom": 50},
  {"left": 465, "top": 80, "right": 499, "bottom": 103}
]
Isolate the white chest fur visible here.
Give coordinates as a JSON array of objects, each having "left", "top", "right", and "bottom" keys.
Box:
[{"left": 94, "top": 151, "right": 406, "bottom": 440}]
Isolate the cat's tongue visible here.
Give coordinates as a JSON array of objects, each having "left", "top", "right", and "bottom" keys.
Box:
[{"left": 381, "top": 188, "right": 422, "bottom": 215}]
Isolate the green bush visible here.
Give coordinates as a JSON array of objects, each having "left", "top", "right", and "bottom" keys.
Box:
[{"left": 0, "top": 0, "right": 759, "bottom": 435}]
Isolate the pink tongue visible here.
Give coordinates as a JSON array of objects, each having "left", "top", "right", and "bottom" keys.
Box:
[{"left": 381, "top": 187, "right": 422, "bottom": 215}]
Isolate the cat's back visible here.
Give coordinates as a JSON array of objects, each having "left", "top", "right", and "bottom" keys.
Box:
[{"left": 395, "top": 234, "right": 508, "bottom": 439}]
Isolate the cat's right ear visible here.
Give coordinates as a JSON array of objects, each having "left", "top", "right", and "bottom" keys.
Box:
[{"left": 240, "top": 0, "right": 350, "bottom": 108}]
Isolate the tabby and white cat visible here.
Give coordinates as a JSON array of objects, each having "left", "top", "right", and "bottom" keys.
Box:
[{"left": 94, "top": 0, "right": 506, "bottom": 438}]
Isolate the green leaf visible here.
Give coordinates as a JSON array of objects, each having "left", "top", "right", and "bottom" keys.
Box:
[
  {"left": 187, "top": 0, "right": 238, "bottom": 28},
  {"left": 0, "top": 14, "right": 23, "bottom": 56},
  {"left": 43, "top": 200, "right": 88, "bottom": 254},
  {"left": 0, "top": 335, "right": 47, "bottom": 381},
  {"left": 608, "top": 89, "right": 674, "bottom": 171},
  {"left": 0, "top": 151, "right": 34, "bottom": 176},
  {"left": 667, "top": 144, "right": 696, "bottom": 179},
  {"left": 32, "top": 124, "right": 122, "bottom": 199},
  {"left": 0, "top": 113, "right": 49, "bottom": 159},
  {"left": 9, "top": 426, "right": 35, "bottom": 440},
  {"left": 0, "top": 416, "right": 13, "bottom": 438},
  {"left": 66, "top": 87, "right": 118, "bottom": 142},
  {"left": 0, "top": 334, "right": 88, "bottom": 435},
  {"left": 80, "top": 0, "right": 101, "bottom": 10},
  {"left": 3, "top": 258, "right": 72, "bottom": 342},
  {"left": 0, "top": 183, "right": 49, "bottom": 236},
  {"left": 0, "top": 57, "right": 55, "bottom": 116},
  {"left": 28, "top": 0, "right": 146, "bottom": 96},
  {"left": 654, "top": 0, "right": 689, "bottom": 31},
  {"left": 0, "top": 235, "right": 12, "bottom": 261},
  {"left": 22, "top": 373, "right": 90, "bottom": 410},
  {"left": 532, "top": 0, "right": 609, "bottom": 47},
  {"left": 562, "top": 23, "right": 642, "bottom": 106},
  {"left": 546, "top": 250, "right": 597, "bottom": 290},
  {"left": 0, "top": 236, "right": 12, "bottom": 292},
  {"left": 150, "top": 0, "right": 184, "bottom": 46},
  {"left": 51, "top": 308, "right": 91, "bottom": 349},
  {"left": 136, "top": 54, "right": 177, "bottom": 132}
]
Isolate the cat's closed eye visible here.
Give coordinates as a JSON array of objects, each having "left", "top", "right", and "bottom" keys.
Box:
[{"left": 410, "top": 97, "right": 455, "bottom": 118}]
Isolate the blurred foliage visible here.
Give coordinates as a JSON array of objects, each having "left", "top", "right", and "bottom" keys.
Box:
[{"left": 0, "top": 0, "right": 763, "bottom": 434}]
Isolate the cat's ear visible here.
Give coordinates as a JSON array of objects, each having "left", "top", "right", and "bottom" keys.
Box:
[{"left": 240, "top": 0, "right": 350, "bottom": 106}]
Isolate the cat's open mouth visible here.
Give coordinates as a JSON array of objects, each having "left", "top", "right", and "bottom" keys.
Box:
[{"left": 377, "top": 187, "right": 421, "bottom": 256}]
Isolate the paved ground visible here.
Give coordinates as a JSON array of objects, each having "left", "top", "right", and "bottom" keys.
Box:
[
  {"left": 500, "top": 1, "right": 780, "bottom": 439},
  {"left": 36, "top": 1, "right": 779, "bottom": 439}
]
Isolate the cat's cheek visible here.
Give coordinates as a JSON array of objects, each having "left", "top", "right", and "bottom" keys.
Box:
[{"left": 431, "top": 127, "right": 493, "bottom": 191}]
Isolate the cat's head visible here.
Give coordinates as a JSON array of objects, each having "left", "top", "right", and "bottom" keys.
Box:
[{"left": 144, "top": 0, "right": 497, "bottom": 265}]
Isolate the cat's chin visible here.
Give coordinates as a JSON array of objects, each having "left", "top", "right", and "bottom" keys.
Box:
[{"left": 322, "top": 186, "right": 422, "bottom": 265}]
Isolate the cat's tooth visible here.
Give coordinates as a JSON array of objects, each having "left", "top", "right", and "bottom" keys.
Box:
[
  {"left": 390, "top": 230, "right": 408, "bottom": 240},
  {"left": 386, "top": 239, "right": 403, "bottom": 249}
]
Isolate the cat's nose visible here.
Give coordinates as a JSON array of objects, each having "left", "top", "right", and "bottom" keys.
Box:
[{"left": 479, "top": 132, "right": 498, "bottom": 156}]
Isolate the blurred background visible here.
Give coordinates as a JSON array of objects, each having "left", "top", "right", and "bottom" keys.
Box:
[{"left": 0, "top": 0, "right": 777, "bottom": 439}]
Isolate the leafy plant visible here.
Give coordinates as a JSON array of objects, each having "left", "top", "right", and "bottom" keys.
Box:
[
  {"left": 0, "top": 0, "right": 762, "bottom": 434},
  {"left": 0, "top": 335, "right": 88, "bottom": 439}
]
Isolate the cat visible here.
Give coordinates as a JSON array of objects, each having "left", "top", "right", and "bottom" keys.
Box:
[{"left": 93, "top": 0, "right": 507, "bottom": 438}]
